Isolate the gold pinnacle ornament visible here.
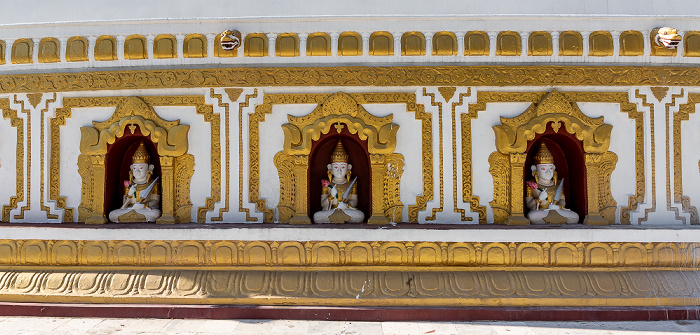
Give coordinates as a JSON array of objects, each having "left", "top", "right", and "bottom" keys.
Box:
[
  {"left": 534, "top": 143, "right": 554, "bottom": 164},
  {"left": 330, "top": 140, "right": 349, "bottom": 163},
  {"left": 131, "top": 142, "right": 151, "bottom": 164}
]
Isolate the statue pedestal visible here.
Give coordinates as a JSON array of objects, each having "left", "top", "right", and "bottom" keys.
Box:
[
  {"left": 85, "top": 214, "right": 107, "bottom": 224},
  {"left": 584, "top": 214, "right": 609, "bottom": 225},
  {"left": 505, "top": 215, "right": 530, "bottom": 225},
  {"left": 289, "top": 214, "right": 312, "bottom": 224},
  {"left": 156, "top": 214, "right": 176, "bottom": 224}
]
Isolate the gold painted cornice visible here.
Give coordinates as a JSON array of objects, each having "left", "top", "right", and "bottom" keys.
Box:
[
  {"left": 0, "top": 66, "right": 699, "bottom": 93},
  {"left": 0, "top": 239, "right": 697, "bottom": 269}
]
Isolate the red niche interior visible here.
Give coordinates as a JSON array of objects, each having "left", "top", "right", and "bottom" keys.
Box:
[
  {"left": 308, "top": 128, "right": 371, "bottom": 222},
  {"left": 104, "top": 126, "right": 161, "bottom": 220},
  {"left": 524, "top": 122, "right": 586, "bottom": 222}
]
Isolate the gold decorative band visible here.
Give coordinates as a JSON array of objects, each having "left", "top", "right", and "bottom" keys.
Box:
[
  {"left": 0, "top": 66, "right": 697, "bottom": 93},
  {"left": 0, "top": 268, "right": 697, "bottom": 307},
  {"left": 0, "top": 240, "right": 697, "bottom": 269}
]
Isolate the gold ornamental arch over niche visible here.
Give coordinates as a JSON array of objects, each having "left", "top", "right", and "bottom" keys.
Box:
[
  {"left": 491, "top": 90, "right": 617, "bottom": 225},
  {"left": 275, "top": 92, "right": 403, "bottom": 225},
  {"left": 78, "top": 96, "right": 194, "bottom": 224}
]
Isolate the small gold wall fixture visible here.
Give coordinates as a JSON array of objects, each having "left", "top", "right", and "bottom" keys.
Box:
[
  {"left": 496, "top": 31, "right": 520, "bottom": 56},
  {"left": 619, "top": 31, "right": 644, "bottom": 56},
  {"left": 589, "top": 31, "right": 613, "bottom": 56},
  {"left": 684, "top": 31, "right": 700, "bottom": 57},
  {"left": 338, "top": 32, "right": 362, "bottom": 56},
  {"left": 276, "top": 33, "right": 300, "bottom": 57},
  {"left": 78, "top": 97, "right": 193, "bottom": 224},
  {"left": 214, "top": 36, "right": 236, "bottom": 58},
  {"left": 275, "top": 92, "right": 402, "bottom": 225},
  {"left": 94, "top": 36, "right": 117, "bottom": 61},
  {"left": 124, "top": 35, "right": 147, "bottom": 60},
  {"left": 401, "top": 31, "right": 425, "bottom": 56},
  {"left": 184, "top": 34, "right": 207, "bottom": 58},
  {"left": 12, "top": 39, "right": 33, "bottom": 64},
  {"left": 528, "top": 31, "right": 552, "bottom": 56},
  {"left": 153, "top": 35, "right": 176, "bottom": 59},
  {"left": 369, "top": 31, "right": 393, "bottom": 56},
  {"left": 432, "top": 31, "right": 457, "bottom": 56},
  {"left": 464, "top": 31, "right": 489, "bottom": 56},
  {"left": 38, "top": 38, "right": 60, "bottom": 63},
  {"left": 65, "top": 37, "right": 88, "bottom": 62},
  {"left": 244, "top": 33, "right": 268, "bottom": 57},
  {"left": 307, "top": 32, "right": 331, "bottom": 56},
  {"left": 558, "top": 31, "right": 582, "bottom": 56},
  {"left": 491, "top": 90, "right": 616, "bottom": 225}
]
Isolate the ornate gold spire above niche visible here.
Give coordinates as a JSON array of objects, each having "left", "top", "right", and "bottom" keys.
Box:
[
  {"left": 275, "top": 92, "right": 402, "bottom": 225},
  {"left": 490, "top": 90, "right": 617, "bottom": 225},
  {"left": 78, "top": 97, "right": 193, "bottom": 224}
]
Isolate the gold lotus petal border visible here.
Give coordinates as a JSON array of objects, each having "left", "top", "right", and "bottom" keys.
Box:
[{"left": 0, "top": 66, "right": 699, "bottom": 93}]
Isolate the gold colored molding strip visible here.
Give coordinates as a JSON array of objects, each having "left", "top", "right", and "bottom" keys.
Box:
[
  {"left": 0, "top": 268, "right": 698, "bottom": 307},
  {"left": 0, "top": 66, "right": 699, "bottom": 93},
  {"left": 0, "top": 240, "right": 698, "bottom": 268}
]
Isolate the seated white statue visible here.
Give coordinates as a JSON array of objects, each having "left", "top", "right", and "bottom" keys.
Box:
[
  {"left": 108, "top": 142, "right": 161, "bottom": 223},
  {"left": 313, "top": 140, "right": 365, "bottom": 224},
  {"left": 525, "top": 143, "right": 579, "bottom": 225}
]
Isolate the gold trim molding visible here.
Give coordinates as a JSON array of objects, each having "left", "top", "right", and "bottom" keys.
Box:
[
  {"left": 0, "top": 66, "right": 699, "bottom": 93},
  {"left": 0, "top": 240, "right": 696, "bottom": 268}
]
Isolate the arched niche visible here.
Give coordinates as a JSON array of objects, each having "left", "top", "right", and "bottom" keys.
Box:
[
  {"left": 523, "top": 127, "right": 587, "bottom": 222},
  {"left": 78, "top": 97, "right": 193, "bottom": 224},
  {"left": 490, "top": 90, "right": 617, "bottom": 225},
  {"left": 274, "top": 92, "right": 403, "bottom": 225},
  {"left": 104, "top": 130, "right": 161, "bottom": 217},
  {"left": 308, "top": 130, "right": 371, "bottom": 221}
]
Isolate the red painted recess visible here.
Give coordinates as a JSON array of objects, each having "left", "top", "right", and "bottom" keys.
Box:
[{"left": 0, "top": 303, "right": 698, "bottom": 321}]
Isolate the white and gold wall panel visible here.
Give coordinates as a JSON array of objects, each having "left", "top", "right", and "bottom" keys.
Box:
[{"left": 0, "top": 68, "right": 698, "bottom": 225}]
